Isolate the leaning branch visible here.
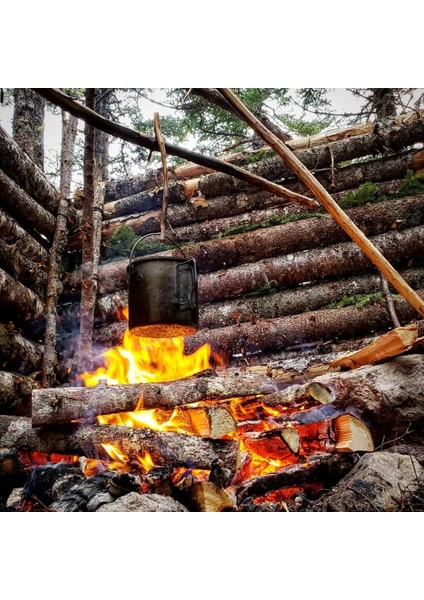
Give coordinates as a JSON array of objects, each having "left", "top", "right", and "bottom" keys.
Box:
[{"left": 33, "top": 88, "right": 317, "bottom": 209}]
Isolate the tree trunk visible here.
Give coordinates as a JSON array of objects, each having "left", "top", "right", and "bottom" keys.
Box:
[
  {"left": 102, "top": 181, "right": 185, "bottom": 219},
  {"left": 0, "top": 168, "right": 56, "bottom": 239},
  {"left": 0, "top": 324, "right": 42, "bottom": 375},
  {"left": 196, "top": 225, "right": 424, "bottom": 305},
  {"left": 85, "top": 289, "right": 423, "bottom": 363},
  {"left": 0, "top": 267, "right": 44, "bottom": 321},
  {"left": 147, "top": 194, "right": 424, "bottom": 274},
  {"left": 101, "top": 110, "right": 424, "bottom": 201},
  {"left": 0, "top": 371, "right": 35, "bottom": 416},
  {"left": 0, "top": 124, "right": 58, "bottom": 213},
  {"left": 296, "top": 354, "right": 424, "bottom": 441},
  {"left": 42, "top": 113, "right": 78, "bottom": 388},
  {"left": 0, "top": 206, "right": 49, "bottom": 265},
  {"left": 31, "top": 372, "right": 277, "bottom": 427},
  {"left": 0, "top": 415, "right": 241, "bottom": 475},
  {"left": 0, "top": 237, "right": 47, "bottom": 297},
  {"left": 199, "top": 119, "right": 424, "bottom": 197},
  {"left": 199, "top": 267, "right": 424, "bottom": 329},
  {"left": 13, "top": 89, "right": 45, "bottom": 170}
]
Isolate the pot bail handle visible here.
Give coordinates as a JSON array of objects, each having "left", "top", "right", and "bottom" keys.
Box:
[{"left": 128, "top": 232, "right": 188, "bottom": 267}]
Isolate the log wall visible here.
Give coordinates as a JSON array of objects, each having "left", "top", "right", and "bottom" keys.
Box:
[
  {"left": 0, "top": 124, "right": 60, "bottom": 414},
  {"left": 56, "top": 114, "right": 424, "bottom": 377}
]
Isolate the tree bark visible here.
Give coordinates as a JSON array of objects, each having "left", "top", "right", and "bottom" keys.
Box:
[
  {"left": 32, "top": 89, "right": 316, "bottom": 209},
  {"left": 102, "top": 182, "right": 185, "bottom": 219},
  {"left": 219, "top": 88, "right": 424, "bottom": 318},
  {"left": 196, "top": 225, "right": 424, "bottom": 305},
  {"left": 42, "top": 113, "right": 78, "bottom": 388},
  {"left": 0, "top": 324, "right": 42, "bottom": 375},
  {"left": 0, "top": 415, "right": 241, "bottom": 475},
  {"left": 0, "top": 267, "right": 44, "bottom": 321},
  {"left": 0, "top": 371, "right": 35, "bottom": 416},
  {"left": 0, "top": 206, "right": 49, "bottom": 265},
  {"left": 0, "top": 168, "right": 56, "bottom": 239},
  {"left": 144, "top": 194, "right": 424, "bottom": 274},
  {"left": 31, "top": 372, "right": 277, "bottom": 427},
  {"left": 296, "top": 354, "right": 424, "bottom": 441},
  {"left": 0, "top": 124, "right": 58, "bottom": 213},
  {"left": 199, "top": 117, "right": 424, "bottom": 198},
  {"left": 13, "top": 89, "right": 45, "bottom": 170},
  {"left": 0, "top": 237, "right": 47, "bottom": 297},
  {"left": 199, "top": 267, "right": 424, "bottom": 329},
  {"left": 101, "top": 110, "right": 424, "bottom": 201}
]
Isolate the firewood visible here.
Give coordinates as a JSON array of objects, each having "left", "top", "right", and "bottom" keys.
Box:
[
  {"left": 0, "top": 415, "right": 241, "bottom": 476},
  {"left": 298, "top": 355, "right": 424, "bottom": 440},
  {"left": 179, "top": 405, "right": 237, "bottom": 438},
  {"left": 0, "top": 237, "right": 47, "bottom": 297},
  {"left": 236, "top": 453, "right": 354, "bottom": 502},
  {"left": 31, "top": 373, "right": 277, "bottom": 427},
  {"left": 182, "top": 481, "right": 236, "bottom": 512},
  {"left": 328, "top": 324, "right": 418, "bottom": 370},
  {"left": 0, "top": 324, "right": 42, "bottom": 375},
  {"left": 0, "top": 370, "right": 35, "bottom": 415},
  {"left": 333, "top": 414, "right": 374, "bottom": 452},
  {"left": 0, "top": 206, "right": 48, "bottom": 265}
]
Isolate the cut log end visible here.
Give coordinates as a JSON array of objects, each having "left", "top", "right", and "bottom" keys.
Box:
[
  {"left": 308, "top": 382, "right": 334, "bottom": 405},
  {"left": 183, "top": 481, "right": 236, "bottom": 512},
  {"left": 334, "top": 414, "right": 374, "bottom": 453}
]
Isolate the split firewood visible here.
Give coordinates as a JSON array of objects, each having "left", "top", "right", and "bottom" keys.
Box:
[
  {"left": 236, "top": 453, "right": 354, "bottom": 503},
  {"left": 31, "top": 373, "right": 276, "bottom": 427},
  {"left": 0, "top": 415, "right": 241, "bottom": 476},
  {"left": 181, "top": 481, "right": 236, "bottom": 512},
  {"left": 299, "top": 355, "right": 424, "bottom": 439},
  {"left": 328, "top": 324, "right": 418, "bottom": 370}
]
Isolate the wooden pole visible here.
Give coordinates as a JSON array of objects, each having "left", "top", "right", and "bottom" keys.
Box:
[
  {"left": 32, "top": 88, "right": 317, "bottom": 209},
  {"left": 218, "top": 88, "right": 424, "bottom": 318},
  {"left": 153, "top": 113, "right": 169, "bottom": 241}
]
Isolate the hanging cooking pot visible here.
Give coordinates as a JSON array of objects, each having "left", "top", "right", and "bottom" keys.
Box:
[{"left": 127, "top": 233, "right": 198, "bottom": 338}]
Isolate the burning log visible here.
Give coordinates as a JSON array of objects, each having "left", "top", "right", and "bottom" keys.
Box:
[
  {"left": 63, "top": 222, "right": 424, "bottom": 301},
  {"left": 298, "top": 355, "right": 424, "bottom": 439},
  {"left": 0, "top": 371, "right": 35, "bottom": 415},
  {"left": 0, "top": 266, "right": 45, "bottom": 321},
  {"left": 0, "top": 123, "right": 59, "bottom": 214},
  {"left": 31, "top": 373, "right": 277, "bottom": 427},
  {"left": 0, "top": 168, "right": 56, "bottom": 239},
  {"left": 236, "top": 452, "right": 354, "bottom": 503},
  {"left": 0, "top": 415, "right": 241, "bottom": 475},
  {"left": 0, "top": 324, "right": 42, "bottom": 375}
]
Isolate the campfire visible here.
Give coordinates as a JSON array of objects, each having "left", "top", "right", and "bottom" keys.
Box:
[{"left": 7, "top": 307, "right": 401, "bottom": 512}]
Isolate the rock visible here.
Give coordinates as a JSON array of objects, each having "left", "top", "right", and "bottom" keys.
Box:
[
  {"left": 97, "top": 491, "right": 189, "bottom": 512},
  {"left": 309, "top": 451, "right": 424, "bottom": 511},
  {"left": 6, "top": 487, "right": 23, "bottom": 509}
]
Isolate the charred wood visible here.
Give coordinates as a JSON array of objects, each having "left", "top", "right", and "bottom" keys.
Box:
[
  {"left": 31, "top": 373, "right": 277, "bottom": 427},
  {"left": 0, "top": 415, "right": 241, "bottom": 475},
  {"left": 102, "top": 181, "right": 185, "bottom": 220},
  {"left": 0, "top": 123, "right": 59, "bottom": 214},
  {"left": 236, "top": 452, "right": 354, "bottom": 502}
]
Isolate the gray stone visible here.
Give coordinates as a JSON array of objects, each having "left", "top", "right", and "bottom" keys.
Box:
[{"left": 97, "top": 491, "right": 189, "bottom": 512}]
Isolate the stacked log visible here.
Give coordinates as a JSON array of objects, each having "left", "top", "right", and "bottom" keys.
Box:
[{"left": 0, "top": 124, "right": 60, "bottom": 417}]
